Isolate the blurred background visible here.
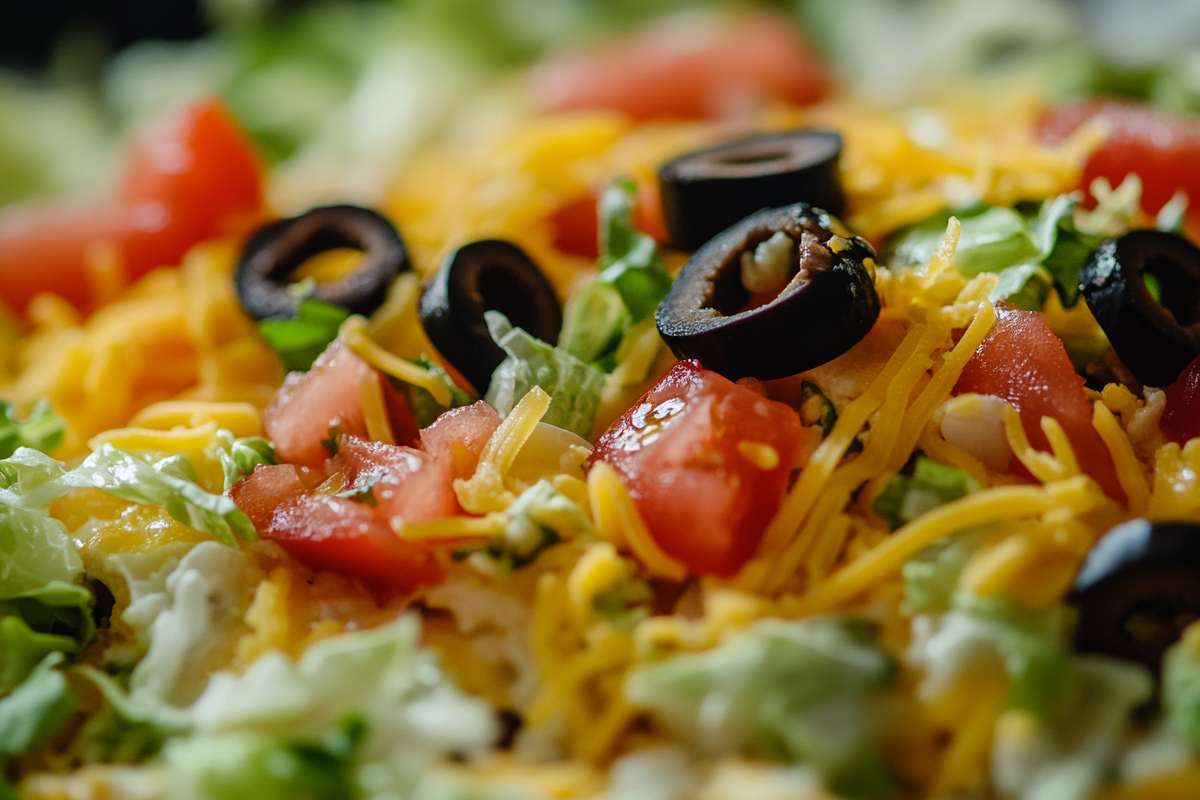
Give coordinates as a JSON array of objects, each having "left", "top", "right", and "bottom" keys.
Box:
[{"left": 1, "top": 0, "right": 1199, "bottom": 212}]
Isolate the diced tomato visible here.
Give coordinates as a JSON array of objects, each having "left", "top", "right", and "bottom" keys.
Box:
[
  {"left": 954, "top": 303, "right": 1125, "bottom": 502},
  {"left": 263, "top": 340, "right": 420, "bottom": 469},
  {"left": 230, "top": 463, "right": 309, "bottom": 532},
  {"left": 549, "top": 193, "right": 600, "bottom": 259},
  {"left": 0, "top": 99, "right": 264, "bottom": 315},
  {"left": 530, "top": 12, "right": 830, "bottom": 121},
  {"left": 1040, "top": 100, "right": 1200, "bottom": 229},
  {"left": 265, "top": 495, "right": 443, "bottom": 590},
  {"left": 1161, "top": 353, "right": 1200, "bottom": 445},
  {"left": 232, "top": 461, "right": 445, "bottom": 590},
  {"left": 420, "top": 400, "right": 503, "bottom": 481},
  {"left": 589, "top": 360, "right": 808, "bottom": 576},
  {"left": 329, "top": 436, "right": 460, "bottom": 523}
]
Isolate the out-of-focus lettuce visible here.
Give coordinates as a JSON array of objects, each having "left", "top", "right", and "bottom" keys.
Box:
[
  {"left": 484, "top": 311, "right": 605, "bottom": 439},
  {"left": 0, "top": 581, "right": 93, "bottom": 690},
  {"left": 0, "top": 401, "right": 64, "bottom": 460},
  {"left": 872, "top": 456, "right": 981, "bottom": 532},
  {"left": 1163, "top": 623, "right": 1200, "bottom": 750},
  {"left": 0, "top": 651, "right": 74, "bottom": 757},
  {"left": 209, "top": 430, "right": 278, "bottom": 493},
  {"left": 992, "top": 657, "right": 1151, "bottom": 800},
  {"left": 257, "top": 298, "right": 350, "bottom": 374},
  {"left": 560, "top": 281, "right": 631, "bottom": 367},
  {"left": 625, "top": 617, "right": 898, "bottom": 799},
  {"left": 901, "top": 533, "right": 983, "bottom": 614}
]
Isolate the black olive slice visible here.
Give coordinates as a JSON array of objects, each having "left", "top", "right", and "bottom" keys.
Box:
[
  {"left": 1079, "top": 230, "right": 1200, "bottom": 387},
  {"left": 658, "top": 130, "right": 844, "bottom": 252},
  {"left": 419, "top": 239, "right": 562, "bottom": 394},
  {"left": 1071, "top": 519, "right": 1200, "bottom": 671},
  {"left": 655, "top": 203, "right": 879, "bottom": 382},
  {"left": 236, "top": 205, "right": 409, "bottom": 320}
]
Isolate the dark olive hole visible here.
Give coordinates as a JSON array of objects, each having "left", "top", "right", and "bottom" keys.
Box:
[
  {"left": 1143, "top": 254, "right": 1200, "bottom": 326},
  {"left": 1119, "top": 599, "right": 1199, "bottom": 649},
  {"left": 477, "top": 264, "right": 541, "bottom": 332},
  {"left": 703, "top": 235, "right": 783, "bottom": 317}
]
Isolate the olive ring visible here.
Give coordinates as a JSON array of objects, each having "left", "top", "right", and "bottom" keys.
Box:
[
  {"left": 235, "top": 204, "right": 410, "bottom": 320},
  {"left": 655, "top": 203, "right": 880, "bottom": 382}
]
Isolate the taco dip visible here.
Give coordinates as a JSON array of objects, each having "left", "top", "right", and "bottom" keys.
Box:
[{"left": 3, "top": 2, "right": 1200, "bottom": 799}]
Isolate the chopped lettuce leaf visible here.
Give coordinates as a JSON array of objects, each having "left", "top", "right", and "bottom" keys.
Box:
[
  {"left": 912, "top": 593, "right": 1073, "bottom": 716},
  {"left": 210, "top": 430, "right": 278, "bottom": 493},
  {"left": 560, "top": 280, "right": 632, "bottom": 366},
  {"left": 889, "top": 194, "right": 1108, "bottom": 309},
  {"left": 0, "top": 581, "right": 94, "bottom": 677},
  {"left": 873, "top": 456, "right": 981, "bottom": 531},
  {"left": 75, "top": 446, "right": 259, "bottom": 547},
  {"left": 0, "top": 652, "right": 75, "bottom": 756},
  {"left": 901, "top": 532, "right": 983, "bottom": 615},
  {"left": 258, "top": 299, "right": 351, "bottom": 374},
  {"left": 0, "top": 616, "right": 75, "bottom": 692},
  {"left": 170, "top": 718, "right": 366, "bottom": 800},
  {"left": 0, "top": 505, "right": 83, "bottom": 597},
  {"left": 597, "top": 179, "right": 673, "bottom": 323},
  {"left": 458, "top": 480, "right": 592, "bottom": 572},
  {"left": 625, "top": 617, "right": 898, "bottom": 799},
  {"left": 593, "top": 578, "right": 653, "bottom": 631},
  {"left": 993, "top": 657, "right": 1152, "bottom": 800},
  {"left": 484, "top": 312, "right": 605, "bottom": 439},
  {"left": 0, "top": 400, "right": 64, "bottom": 459},
  {"left": 1163, "top": 623, "right": 1200, "bottom": 750}
]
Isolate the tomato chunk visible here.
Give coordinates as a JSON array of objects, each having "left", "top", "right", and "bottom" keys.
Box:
[
  {"left": 530, "top": 13, "right": 830, "bottom": 121},
  {"left": 1161, "top": 353, "right": 1200, "bottom": 445},
  {"left": 420, "top": 401, "right": 503, "bottom": 481},
  {"left": 232, "top": 461, "right": 445, "bottom": 590},
  {"left": 589, "top": 360, "right": 808, "bottom": 576},
  {"left": 954, "top": 303, "right": 1124, "bottom": 502},
  {"left": 263, "top": 340, "right": 419, "bottom": 469},
  {"left": 0, "top": 99, "right": 264, "bottom": 315},
  {"left": 1040, "top": 100, "right": 1200, "bottom": 229},
  {"left": 329, "top": 436, "right": 461, "bottom": 524}
]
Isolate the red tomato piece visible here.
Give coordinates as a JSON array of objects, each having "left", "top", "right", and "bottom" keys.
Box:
[
  {"left": 1161, "top": 353, "right": 1200, "bottom": 445},
  {"left": 1040, "top": 100, "right": 1200, "bottom": 229},
  {"left": 329, "top": 436, "right": 460, "bottom": 524},
  {"left": 420, "top": 400, "right": 503, "bottom": 481},
  {"left": 0, "top": 98, "right": 264, "bottom": 315},
  {"left": 232, "top": 461, "right": 444, "bottom": 590},
  {"left": 954, "top": 303, "right": 1125, "bottom": 502},
  {"left": 263, "top": 340, "right": 420, "bottom": 469},
  {"left": 589, "top": 360, "right": 808, "bottom": 576},
  {"left": 530, "top": 13, "right": 830, "bottom": 121},
  {"left": 549, "top": 193, "right": 600, "bottom": 259}
]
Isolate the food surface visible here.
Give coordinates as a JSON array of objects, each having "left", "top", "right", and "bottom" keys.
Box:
[{"left": 5, "top": 2, "right": 1200, "bottom": 800}]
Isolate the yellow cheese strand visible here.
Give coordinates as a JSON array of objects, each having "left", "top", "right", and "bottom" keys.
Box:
[
  {"left": 129, "top": 401, "right": 262, "bottom": 437},
  {"left": 339, "top": 315, "right": 454, "bottom": 407},
  {"left": 88, "top": 421, "right": 220, "bottom": 454},
  {"left": 356, "top": 369, "right": 396, "bottom": 445},
  {"left": 587, "top": 461, "right": 688, "bottom": 582},
  {"left": 1093, "top": 401, "right": 1150, "bottom": 514},
  {"left": 456, "top": 387, "right": 551, "bottom": 514}
]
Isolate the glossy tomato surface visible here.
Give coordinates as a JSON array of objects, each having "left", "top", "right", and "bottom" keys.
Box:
[
  {"left": 1041, "top": 100, "right": 1200, "bottom": 228},
  {"left": 530, "top": 12, "right": 830, "bottom": 121},
  {"left": 955, "top": 303, "right": 1124, "bottom": 501},
  {"left": 420, "top": 400, "right": 503, "bottom": 481},
  {"left": 0, "top": 99, "right": 263, "bottom": 315},
  {"left": 1162, "top": 353, "right": 1200, "bottom": 445},
  {"left": 590, "top": 360, "right": 807, "bottom": 576},
  {"left": 263, "top": 340, "right": 419, "bottom": 469},
  {"left": 329, "top": 436, "right": 460, "bottom": 524},
  {"left": 232, "top": 453, "right": 447, "bottom": 591}
]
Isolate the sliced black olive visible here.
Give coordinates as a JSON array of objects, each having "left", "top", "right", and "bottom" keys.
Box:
[
  {"left": 655, "top": 203, "right": 879, "bottom": 382},
  {"left": 1079, "top": 230, "right": 1200, "bottom": 387},
  {"left": 419, "top": 239, "right": 562, "bottom": 394},
  {"left": 658, "top": 130, "right": 844, "bottom": 252},
  {"left": 236, "top": 204, "right": 409, "bottom": 320},
  {"left": 1071, "top": 519, "right": 1200, "bottom": 671}
]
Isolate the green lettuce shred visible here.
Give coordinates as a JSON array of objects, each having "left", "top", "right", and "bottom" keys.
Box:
[
  {"left": 484, "top": 311, "right": 605, "bottom": 439},
  {"left": 258, "top": 298, "right": 350, "bottom": 374},
  {"left": 872, "top": 455, "right": 981, "bottom": 532},
  {"left": 0, "top": 400, "right": 64, "bottom": 460},
  {"left": 0, "top": 651, "right": 75, "bottom": 757},
  {"left": 397, "top": 356, "right": 473, "bottom": 429},
  {"left": 210, "top": 430, "right": 278, "bottom": 493},
  {"left": 1164, "top": 627, "right": 1200, "bottom": 750},
  {"left": 625, "top": 616, "right": 898, "bottom": 799}
]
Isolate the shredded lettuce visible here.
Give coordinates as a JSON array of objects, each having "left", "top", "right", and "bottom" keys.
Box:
[
  {"left": 258, "top": 298, "right": 351, "bottom": 374},
  {"left": 1163, "top": 624, "right": 1200, "bottom": 750},
  {"left": 0, "top": 651, "right": 75, "bottom": 757},
  {"left": 888, "top": 194, "right": 1108, "bottom": 310},
  {"left": 0, "top": 582, "right": 94, "bottom": 690},
  {"left": 901, "top": 533, "right": 982, "bottom": 615},
  {"left": 625, "top": 617, "right": 898, "bottom": 799},
  {"left": 484, "top": 312, "right": 605, "bottom": 439},
  {"left": 560, "top": 179, "right": 673, "bottom": 370},
  {"left": 593, "top": 578, "right": 653, "bottom": 631},
  {"left": 397, "top": 356, "right": 473, "bottom": 429},
  {"left": 873, "top": 455, "right": 981, "bottom": 532},
  {"left": 0, "top": 400, "right": 64, "bottom": 459},
  {"left": 210, "top": 430, "right": 278, "bottom": 493}
]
